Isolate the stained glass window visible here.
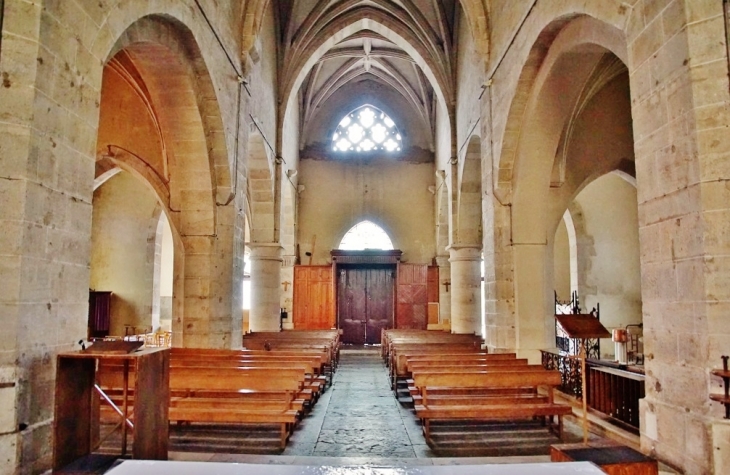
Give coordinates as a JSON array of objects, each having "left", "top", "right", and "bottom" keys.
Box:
[{"left": 332, "top": 105, "right": 402, "bottom": 153}]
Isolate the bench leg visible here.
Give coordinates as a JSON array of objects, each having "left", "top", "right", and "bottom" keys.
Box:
[
  {"left": 559, "top": 415, "right": 564, "bottom": 440},
  {"left": 281, "top": 424, "right": 288, "bottom": 449}
]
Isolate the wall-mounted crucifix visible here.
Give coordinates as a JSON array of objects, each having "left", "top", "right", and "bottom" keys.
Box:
[
  {"left": 282, "top": 281, "right": 291, "bottom": 291},
  {"left": 443, "top": 280, "right": 451, "bottom": 292}
]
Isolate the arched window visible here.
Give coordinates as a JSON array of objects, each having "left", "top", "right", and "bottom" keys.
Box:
[
  {"left": 339, "top": 221, "right": 394, "bottom": 250},
  {"left": 332, "top": 105, "right": 402, "bottom": 153}
]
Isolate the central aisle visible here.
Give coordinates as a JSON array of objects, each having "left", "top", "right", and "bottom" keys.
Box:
[{"left": 284, "top": 347, "right": 430, "bottom": 457}]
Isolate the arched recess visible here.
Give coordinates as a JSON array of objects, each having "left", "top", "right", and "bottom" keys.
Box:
[
  {"left": 247, "top": 132, "right": 276, "bottom": 243},
  {"left": 504, "top": 15, "right": 633, "bottom": 360},
  {"left": 90, "top": 170, "right": 181, "bottom": 338},
  {"left": 553, "top": 208, "right": 579, "bottom": 309},
  {"left": 94, "top": 15, "right": 235, "bottom": 348},
  {"left": 557, "top": 173, "right": 642, "bottom": 358}
]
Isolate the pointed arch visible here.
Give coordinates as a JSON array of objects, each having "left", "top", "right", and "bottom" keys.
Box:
[
  {"left": 107, "top": 15, "right": 233, "bottom": 215},
  {"left": 495, "top": 15, "right": 627, "bottom": 205}
]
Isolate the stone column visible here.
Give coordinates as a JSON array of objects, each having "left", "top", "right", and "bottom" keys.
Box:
[
  {"left": 435, "top": 255, "right": 451, "bottom": 327},
  {"left": 248, "top": 243, "right": 283, "bottom": 332},
  {"left": 280, "top": 254, "right": 296, "bottom": 330},
  {"left": 512, "top": 243, "right": 551, "bottom": 363},
  {"left": 448, "top": 245, "right": 482, "bottom": 334}
]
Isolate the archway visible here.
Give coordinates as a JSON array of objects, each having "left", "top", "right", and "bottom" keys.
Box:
[
  {"left": 501, "top": 16, "right": 633, "bottom": 361},
  {"left": 92, "top": 15, "right": 234, "bottom": 348}
]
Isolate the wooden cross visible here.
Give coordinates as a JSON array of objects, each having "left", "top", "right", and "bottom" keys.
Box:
[
  {"left": 443, "top": 280, "right": 450, "bottom": 292},
  {"left": 282, "top": 281, "right": 291, "bottom": 291}
]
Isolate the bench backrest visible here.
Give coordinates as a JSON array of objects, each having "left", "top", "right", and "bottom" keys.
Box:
[
  {"left": 169, "top": 367, "right": 305, "bottom": 392},
  {"left": 412, "top": 369, "right": 562, "bottom": 389},
  {"left": 408, "top": 359, "right": 529, "bottom": 372}
]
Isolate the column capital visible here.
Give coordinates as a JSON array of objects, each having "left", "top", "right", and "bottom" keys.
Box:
[
  {"left": 435, "top": 254, "right": 451, "bottom": 267},
  {"left": 246, "top": 242, "right": 283, "bottom": 260},
  {"left": 446, "top": 244, "right": 482, "bottom": 262}
]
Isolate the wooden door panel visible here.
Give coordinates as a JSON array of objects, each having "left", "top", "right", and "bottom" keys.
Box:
[
  {"left": 365, "top": 268, "right": 394, "bottom": 345},
  {"left": 411, "top": 284, "right": 428, "bottom": 304},
  {"left": 338, "top": 268, "right": 367, "bottom": 344},
  {"left": 396, "top": 263, "right": 429, "bottom": 330}
]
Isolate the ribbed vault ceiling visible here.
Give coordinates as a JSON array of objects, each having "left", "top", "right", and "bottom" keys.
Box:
[{"left": 277, "top": 0, "right": 458, "bottom": 149}]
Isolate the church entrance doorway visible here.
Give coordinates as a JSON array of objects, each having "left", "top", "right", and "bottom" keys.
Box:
[{"left": 337, "top": 266, "right": 395, "bottom": 345}]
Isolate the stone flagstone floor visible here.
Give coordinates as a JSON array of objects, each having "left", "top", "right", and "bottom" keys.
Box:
[{"left": 282, "top": 348, "right": 428, "bottom": 458}]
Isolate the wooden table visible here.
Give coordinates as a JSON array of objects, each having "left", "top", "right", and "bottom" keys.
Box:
[
  {"left": 551, "top": 441, "right": 657, "bottom": 475},
  {"left": 53, "top": 346, "right": 169, "bottom": 470}
]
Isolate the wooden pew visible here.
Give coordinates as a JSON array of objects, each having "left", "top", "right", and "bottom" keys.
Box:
[
  {"left": 242, "top": 331, "right": 340, "bottom": 372},
  {"left": 97, "top": 362, "right": 308, "bottom": 449},
  {"left": 382, "top": 330, "right": 482, "bottom": 362},
  {"left": 387, "top": 345, "right": 488, "bottom": 388},
  {"left": 411, "top": 369, "right": 572, "bottom": 445},
  {"left": 171, "top": 347, "right": 332, "bottom": 386},
  {"left": 169, "top": 352, "right": 327, "bottom": 395}
]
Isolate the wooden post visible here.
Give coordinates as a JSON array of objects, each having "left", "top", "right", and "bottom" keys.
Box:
[
  {"left": 121, "top": 359, "right": 129, "bottom": 456},
  {"left": 580, "top": 339, "right": 588, "bottom": 444}
]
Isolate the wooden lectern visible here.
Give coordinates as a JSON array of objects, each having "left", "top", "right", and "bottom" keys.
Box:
[
  {"left": 554, "top": 313, "right": 610, "bottom": 444},
  {"left": 53, "top": 343, "right": 169, "bottom": 470}
]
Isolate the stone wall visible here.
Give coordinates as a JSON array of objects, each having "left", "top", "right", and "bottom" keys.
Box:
[
  {"left": 90, "top": 171, "right": 160, "bottom": 336},
  {"left": 298, "top": 158, "right": 436, "bottom": 264},
  {"left": 0, "top": 0, "right": 275, "bottom": 470},
  {"left": 471, "top": 1, "right": 730, "bottom": 473}
]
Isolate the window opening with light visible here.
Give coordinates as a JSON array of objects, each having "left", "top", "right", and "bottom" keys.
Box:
[{"left": 332, "top": 105, "right": 402, "bottom": 153}]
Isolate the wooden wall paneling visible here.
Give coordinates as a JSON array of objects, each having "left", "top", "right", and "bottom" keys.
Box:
[
  {"left": 427, "top": 266, "right": 439, "bottom": 302},
  {"left": 396, "top": 263, "right": 428, "bottom": 329},
  {"left": 293, "top": 266, "right": 334, "bottom": 329}
]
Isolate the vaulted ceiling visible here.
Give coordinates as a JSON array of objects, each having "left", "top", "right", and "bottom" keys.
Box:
[{"left": 275, "top": 0, "right": 460, "bottom": 151}]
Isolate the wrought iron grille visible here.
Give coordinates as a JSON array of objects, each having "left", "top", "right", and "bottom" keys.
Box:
[
  {"left": 541, "top": 349, "right": 583, "bottom": 397},
  {"left": 554, "top": 291, "right": 601, "bottom": 359}
]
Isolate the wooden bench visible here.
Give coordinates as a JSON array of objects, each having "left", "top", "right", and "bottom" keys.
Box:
[
  {"left": 243, "top": 330, "right": 340, "bottom": 368},
  {"left": 171, "top": 347, "right": 333, "bottom": 386},
  {"left": 97, "top": 362, "right": 308, "bottom": 449},
  {"left": 411, "top": 369, "right": 572, "bottom": 445},
  {"left": 169, "top": 353, "right": 327, "bottom": 397},
  {"left": 387, "top": 346, "right": 492, "bottom": 388},
  {"left": 382, "top": 331, "right": 482, "bottom": 362}
]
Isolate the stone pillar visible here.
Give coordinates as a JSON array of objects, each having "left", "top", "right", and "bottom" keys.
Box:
[
  {"left": 435, "top": 255, "right": 451, "bottom": 327},
  {"left": 512, "top": 243, "right": 551, "bottom": 363},
  {"left": 248, "top": 243, "right": 283, "bottom": 332},
  {"left": 448, "top": 245, "right": 482, "bottom": 334},
  {"left": 280, "top": 255, "right": 296, "bottom": 330}
]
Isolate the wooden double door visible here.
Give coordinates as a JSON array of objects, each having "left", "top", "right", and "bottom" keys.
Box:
[{"left": 337, "top": 266, "right": 395, "bottom": 345}]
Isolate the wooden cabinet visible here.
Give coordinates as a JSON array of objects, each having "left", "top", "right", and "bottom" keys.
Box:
[
  {"left": 88, "top": 290, "right": 112, "bottom": 338},
  {"left": 293, "top": 266, "right": 335, "bottom": 329},
  {"left": 53, "top": 347, "right": 169, "bottom": 470}
]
